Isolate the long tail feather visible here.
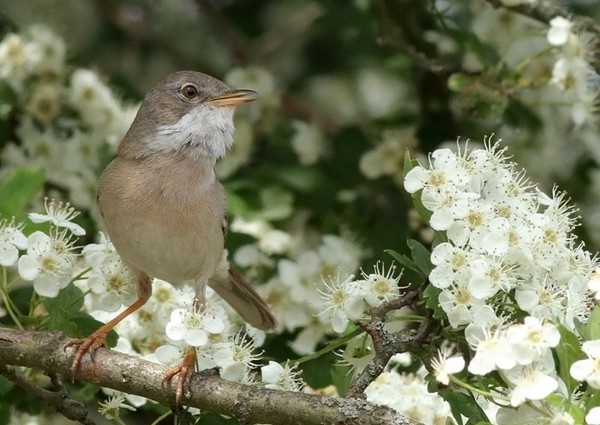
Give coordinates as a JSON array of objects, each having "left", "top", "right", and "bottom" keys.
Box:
[{"left": 208, "top": 266, "right": 277, "bottom": 330}]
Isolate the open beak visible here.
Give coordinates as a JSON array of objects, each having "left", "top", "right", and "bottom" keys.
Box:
[{"left": 206, "top": 89, "right": 257, "bottom": 107}]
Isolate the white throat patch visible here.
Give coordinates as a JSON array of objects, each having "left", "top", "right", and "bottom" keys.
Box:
[{"left": 154, "top": 106, "right": 235, "bottom": 160}]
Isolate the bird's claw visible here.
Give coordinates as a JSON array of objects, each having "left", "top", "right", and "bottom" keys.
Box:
[
  {"left": 65, "top": 331, "right": 108, "bottom": 379},
  {"left": 162, "top": 348, "right": 197, "bottom": 407}
]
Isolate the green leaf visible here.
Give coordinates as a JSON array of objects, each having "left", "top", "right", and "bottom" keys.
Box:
[
  {"left": 302, "top": 354, "right": 336, "bottom": 388},
  {"left": 70, "top": 312, "right": 119, "bottom": 347},
  {"left": 275, "top": 166, "right": 324, "bottom": 193},
  {"left": 226, "top": 190, "right": 250, "bottom": 217},
  {"left": 423, "top": 284, "right": 445, "bottom": 320},
  {"left": 448, "top": 72, "right": 473, "bottom": 93},
  {"left": 462, "top": 32, "right": 500, "bottom": 66},
  {"left": 42, "top": 285, "right": 86, "bottom": 336},
  {"left": 41, "top": 285, "right": 118, "bottom": 346},
  {"left": 0, "top": 79, "right": 17, "bottom": 104},
  {"left": 584, "top": 304, "right": 600, "bottom": 340},
  {"left": 441, "top": 390, "right": 489, "bottom": 425},
  {"left": 403, "top": 151, "right": 419, "bottom": 178},
  {"left": 556, "top": 325, "right": 584, "bottom": 395},
  {"left": 258, "top": 186, "right": 294, "bottom": 221},
  {"left": 0, "top": 376, "right": 14, "bottom": 395},
  {"left": 503, "top": 98, "right": 542, "bottom": 131},
  {"left": 43, "top": 284, "right": 84, "bottom": 316},
  {"left": 384, "top": 249, "right": 425, "bottom": 279},
  {"left": 0, "top": 402, "right": 9, "bottom": 425},
  {"left": 0, "top": 167, "right": 45, "bottom": 219},
  {"left": 546, "top": 393, "right": 584, "bottom": 423},
  {"left": 407, "top": 239, "right": 433, "bottom": 276},
  {"left": 331, "top": 362, "right": 354, "bottom": 395},
  {"left": 69, "top": 382, "right": 102, "bottom": 402}
]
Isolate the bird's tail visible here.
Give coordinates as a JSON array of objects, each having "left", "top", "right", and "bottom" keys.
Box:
[{"left": 209, "top": 266, "right": 277, "bottom": 330}]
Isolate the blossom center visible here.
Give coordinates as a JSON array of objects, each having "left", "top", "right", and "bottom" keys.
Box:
[
  {"left": 455, "top": 288, "right": 471, "bottom": 305},
  {"left": 429, "top": 171, "right": 446, "bottom": 187},
  {"left": 41, "top": 255, "right": 59, "bottom": 273}
]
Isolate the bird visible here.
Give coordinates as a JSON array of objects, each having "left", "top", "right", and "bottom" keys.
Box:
[{"left": 67, "top": 71, "right": 277, "bottom": 403}]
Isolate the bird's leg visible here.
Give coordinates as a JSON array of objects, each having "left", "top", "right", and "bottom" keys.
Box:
[{"left": 66, "top": 272, "right": 152, "bottom": 378}]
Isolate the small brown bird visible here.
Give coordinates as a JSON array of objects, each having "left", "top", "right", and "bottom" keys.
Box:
[{"left": 68, "top": 71, "right": 276, "bottom": 402}]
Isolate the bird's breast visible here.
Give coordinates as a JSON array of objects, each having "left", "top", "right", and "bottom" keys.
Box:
[{"left": 97, "top": 155, "right": 226, "bottom": 285}]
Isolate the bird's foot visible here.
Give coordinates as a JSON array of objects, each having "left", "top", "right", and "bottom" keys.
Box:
[
  {"left": 65, "top": 329, "right": 109, "bottom": 379},
  {"left": 163, "top": 347, "right": 197, "bottom": 407}
]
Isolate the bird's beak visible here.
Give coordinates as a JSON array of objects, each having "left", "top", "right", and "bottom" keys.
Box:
[{"left": 206, "top": 89, "right": 258, "bottom": 107}]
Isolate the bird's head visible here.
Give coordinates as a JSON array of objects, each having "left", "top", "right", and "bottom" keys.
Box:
[{"left": 120, "top": 71, "right": 257, "bottom": 161}]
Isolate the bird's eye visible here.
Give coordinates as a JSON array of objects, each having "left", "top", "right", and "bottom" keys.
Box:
[{"left": 181, "top": 84, "right": 199, "bottom": 99}]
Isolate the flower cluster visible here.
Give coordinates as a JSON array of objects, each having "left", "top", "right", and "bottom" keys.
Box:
[
  {"left": 365, "top": 359, "right": 453, "bottom": 425},
  {"left": 318, "top": 262, "right": 404, "bottom": 333},
  {"left": 405, "top": 141, "right": 593, "bottom": 330},
  {"left": 547, "top": 16, "right": 595, "bottom": 126},
  {"left": 467, "top": 316, "right": 561, "bottom": 406},
  {"left": 463, "top": 3, "right": 600, "bottom": 248},
  {"left": 15, "top": 200, "right": 84, "bottom": 298},
  {"left": 0, "top": 25, "right": 137, "bottom": 214},
  {"left": 232, "top": 219, "right": 365, "bottom": 354},
  {"left": 82, "top": 234, "right": 138, "bottom": 312},
  {"left": 402, "top": 139, "right": 598, "bottom": 423}
]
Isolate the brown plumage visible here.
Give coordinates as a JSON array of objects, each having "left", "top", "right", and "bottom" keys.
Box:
[{"left": 68, "top": 71, "right": 276, "bottom": 403}]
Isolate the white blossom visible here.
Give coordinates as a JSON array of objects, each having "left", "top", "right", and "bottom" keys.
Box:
[
  {"left": 506, "top": 317, "right": 560, "bottom": 365},
  {"left": 586, "top": 407, "right": 600, "bottom": 425},
  {"left": 588, "top": 267, "right": 600, "bottom": 300},
  {"left": 98, "top": 392, "right": 136, "bottom": 420},
  {"left": 317, "top": 273, "right": 364, "bottom": 333},
  {"left": 165, "top": 304, "right": 228, "bottom": 347},
  {"left": 467, "top": 322, "right": 517, "bottom": 375},
  {"left": 365, "top": 368, "right": 453, "bottom": 424},
  {"left": 290, "top": 120, "right": 326, "bottom": 165},
  {"left": 430, "top": 343, "right": 465, "bottom": 385},
  {"left": 212, "top": 332, "right": 261, "bottom": 382},
  {"left": 547, "top": 17, "right": 574, "bottom": 47},
  {"left": 359, "top": 261, "right": 403, "bottom": 307},
  {"left": 570, "top": 339, "right": 600, "bottom": 389},
  {"left": 86, "top": 256, "right": 137, "bottom": 312},
  {"left": 0, "top": 217, "right": 27, "bottom": 267},
  {"left": 29, "top": 197, "right": 85, "bottom": 236},
  {"left": 504, "top": 357, "right": 558, "bottom": 406},
  {"left": 260, "top": 361, "right": 304, "bottom": 391},
  {"left": 17, "top": 230, "right": 77, "bottom": 298}
]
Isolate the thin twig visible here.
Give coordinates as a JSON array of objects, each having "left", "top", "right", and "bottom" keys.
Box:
[
  {"left": 0, "top": 363, "right": 95, "bottom": 424},
  {"left": 345, "top": 291, "right": 429, "bottom": 398}
]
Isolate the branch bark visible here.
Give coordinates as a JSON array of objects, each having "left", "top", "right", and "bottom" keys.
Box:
[
  {"left": 0, "top": 327, "right": 421, "bottom": 425},
  {"left": 345, "top": 291, "right": 429, "bottom": 398}
]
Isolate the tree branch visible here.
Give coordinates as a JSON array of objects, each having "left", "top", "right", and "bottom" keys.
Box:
[
  {"left": 0, "top": 327, "right": 421, "bottom": 425},
  {"left": 345, "top": 291, "right": 429, "bottom": 398}
]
